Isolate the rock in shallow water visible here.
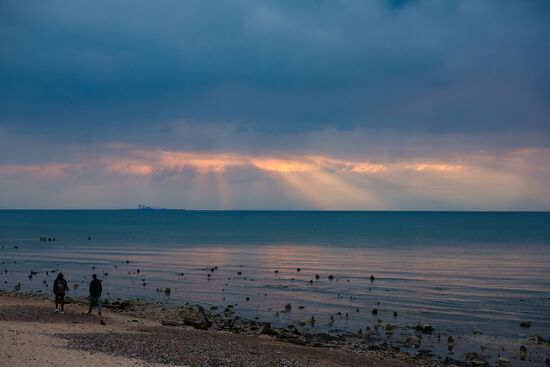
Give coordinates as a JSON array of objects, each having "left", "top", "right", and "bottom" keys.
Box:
[{"left": 415, "top": 323, "right": 433, "bottom": 334}]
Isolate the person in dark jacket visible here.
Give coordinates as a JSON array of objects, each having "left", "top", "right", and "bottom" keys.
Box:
[
  {"left": 87, "top": 274, "right": 105, "bottom": 325},
  {"left": 53, "top": 272, "right": 68, "bottom": 313}
]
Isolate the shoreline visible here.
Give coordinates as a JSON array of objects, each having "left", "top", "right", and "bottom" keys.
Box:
[
  {"left": 0, "top": 290, "right": 445, "bottom": 367},
  {"left": 2, "top": 289, "right": 549, "bottom": 366}
]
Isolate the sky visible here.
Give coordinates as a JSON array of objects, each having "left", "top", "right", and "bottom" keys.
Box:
[{"left": 1, "top": 0, "right": 549, "bottom": 210}]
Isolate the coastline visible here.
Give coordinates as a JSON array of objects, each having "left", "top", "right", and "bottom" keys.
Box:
[{"left": 0, "top": 291, "right": 442, "bottom": 367}]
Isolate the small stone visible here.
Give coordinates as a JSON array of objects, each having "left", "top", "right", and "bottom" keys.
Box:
[
  {"left": 405, "top": 335, "right": 421, "bottom": 348},
  {"left": 415, "top": 323, "right": 433, "bottom": 334},
  {"left": 372, "top": 308, "right": 378, "bottom": 315},
  {"left": 519, "top": 320, "right": 532, "bottom": 328},
  {"left": 464, "top": 352, "right": 488, "bottom": 366}
]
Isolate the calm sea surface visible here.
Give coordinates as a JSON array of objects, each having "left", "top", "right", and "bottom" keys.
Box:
[{"left": 1, "top": 210, "right": 549, "bottom": 364}]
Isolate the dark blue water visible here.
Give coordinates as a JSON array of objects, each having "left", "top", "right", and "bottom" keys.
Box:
[
  {"left": 1, "top": 210, "right": 549, "bottom": 365},
  {"left": 1, "top": 210, "right": 549, "bottom": 246}
]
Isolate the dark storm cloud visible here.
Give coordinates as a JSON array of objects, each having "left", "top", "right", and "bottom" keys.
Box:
[{"left": 1, "top": 0, "right": 549, "bottom": 143}]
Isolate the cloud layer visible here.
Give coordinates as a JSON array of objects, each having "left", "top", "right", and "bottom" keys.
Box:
[{"left": 1, "top": 1, "right": 549, "bottom": 209}]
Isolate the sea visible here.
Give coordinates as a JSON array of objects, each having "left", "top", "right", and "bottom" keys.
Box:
[{"left": 1, "top": 210, "right": 549, "bottom": 365}]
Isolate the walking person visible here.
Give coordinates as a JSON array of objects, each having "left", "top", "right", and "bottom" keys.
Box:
[
  {"left": 87, "top": 274, "right": 105, "bottom": 325},
  {"left": 53, "top": 272, "right": 68, "bottom": 313}
]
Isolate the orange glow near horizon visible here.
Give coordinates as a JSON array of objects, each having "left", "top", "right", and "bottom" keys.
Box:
[
  {"left": 97, "top": 149, "right": 392, "bottom": 176},
  {"left": 1, "top": 147, "right": 547, "bottom": 209},
  {"left": 405, "top": 163, "right": 463, "bottom": 172},
  {"left": 251, "top": 158, "right": 313, "bottom": 173}
]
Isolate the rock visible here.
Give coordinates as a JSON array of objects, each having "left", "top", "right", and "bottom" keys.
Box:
[
  {"left": 416, "top": 349, "right": 433, "bottom": 358},
  {"left": 405, "top": 335, "right": 421, "bottom": 348},
  {"left": 296, "top": 268, "right": 301, "bottom": 272},
  {"left": 519, "top": 320, "right": 532, "bottom": 328},
  {"left": 372, "top": 308, "right": 378, "bottom": 315},
  {"left": 328, "top": 274, "right": 334, "bottom": 280},
  {"left": 258, "top": 324, "right": 278, "bottom": 336},
  {"left": 463, "top": 352, "right": 488, "bottom": 366},
  {"left": 315, "top": 274, "right": 320, "bottom": 279},
  {"left": 529, "top": 335, "right": 549, "bottom": 345},
  {"left": 415, "top": 323, "right": 433, "bottom": 334},
  {"left": 447, "top": 336, "right": 455, "bottom": 353}
]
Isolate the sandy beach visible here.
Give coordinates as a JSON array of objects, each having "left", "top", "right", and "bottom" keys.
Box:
[{"left": 0, "top": 292, "right": 443, "bottom": 367}]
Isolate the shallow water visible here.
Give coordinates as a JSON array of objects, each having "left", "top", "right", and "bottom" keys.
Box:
[{"left": 1, "top": 210, "right": 549, "bottom": 365}]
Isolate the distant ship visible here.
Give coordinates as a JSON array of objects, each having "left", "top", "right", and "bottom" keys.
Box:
[{"left": 137, "top": 204, "right": 155, "bottom": 210}]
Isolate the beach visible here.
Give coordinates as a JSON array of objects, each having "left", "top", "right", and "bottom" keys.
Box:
[{"left": 0, "top": 292, "right": 441, "bottom": 367}]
